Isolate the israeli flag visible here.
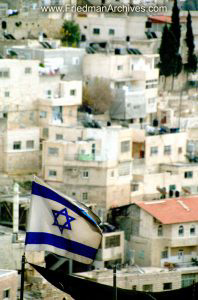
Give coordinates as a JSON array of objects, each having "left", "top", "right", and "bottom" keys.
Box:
[{"left": 25, "top": 177, "right": 102, "bottom": 264}]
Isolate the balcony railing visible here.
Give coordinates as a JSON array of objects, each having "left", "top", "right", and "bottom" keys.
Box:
[{"left": 64, "top": 153, "right": 107, "bottom": 162}]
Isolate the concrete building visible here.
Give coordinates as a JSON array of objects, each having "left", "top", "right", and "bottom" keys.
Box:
[
  {"left": 112, "top": 197, "right": 198, "bottom": 268},
  {"left": 6, "top": 43, "right": 85, "bottom": 80},
  {"left": 94, "top": 230, "right": 125, "bottom": 269},
  {"left": 0, "top": 59, "right": 40, "bottom": 174},
  {"left": 0, "top": 55, "right": 83, "bottom": 174},
  {"left": 42, "top": 126, "right": 133, "bottom": 216},
  {"left": 77, "top": 265, "right": 198, "bottom": 292},
  {"left": 0, "top": 269, "right": 18, "bottom": 300},
  {"left": 131, "top": 130, "right": 188, "bottom": 200},
  {"left": 83, "top": 52, "right": 159, "bottom": 123}
]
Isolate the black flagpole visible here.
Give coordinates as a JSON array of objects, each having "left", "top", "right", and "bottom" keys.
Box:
[
  {"left": 113, "top": 265, "right": 117, "bottom": 300},
  {"left": 20, "top": 253, "right": 26, "bottom": 300}
]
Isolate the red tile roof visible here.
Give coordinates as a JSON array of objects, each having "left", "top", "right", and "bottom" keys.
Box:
[
  {"left": 148, "top": 16, "right": 186, "bottom": 24},
  {"left": 136, "top": 197, "right": 198, "bottom": 224}
]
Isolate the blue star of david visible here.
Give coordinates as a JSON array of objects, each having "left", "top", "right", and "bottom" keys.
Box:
[{"left": 52, "top": 208, "right": 75, "bottom": 234}]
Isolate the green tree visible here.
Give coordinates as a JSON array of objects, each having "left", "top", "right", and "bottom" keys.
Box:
[
  {"left": 60, "top": 21, "right": 80, "bottom": 47},
  {"left": 182, "top": 0, "right": 198, "bottom": 11},
  {"left": 170, "top": 0, "right": 181, "bottom": 51},
  {"left": 184, "top": 11, "right": 197, "bottom": 74},
  {"left": 159, "top": 25, "right": 182, "bottom": 89}
]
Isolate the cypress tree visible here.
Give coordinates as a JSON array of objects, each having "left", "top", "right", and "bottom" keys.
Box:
[
  {"left": 185, "top": 11, "right": 197, "bottom": 73},
  {"left": 159, "top": 25, "right": 181, "bottom": 78},
  {"left": 171, "top": 0, "right": 181, "bottom": 51}
]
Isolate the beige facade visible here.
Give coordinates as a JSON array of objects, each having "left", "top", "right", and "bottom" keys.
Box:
[
  {"left": 131, "top": 131, "right": 188, "bottom": 200},
  {"left": 94, "top": 231, "right": 125, "bottom": 269},
  {"left": 42, "top": 127, "right": 133, "bottom": 214},
  {"left": 128, "top": 203, "right": 198, "bottom": 268},
  {"left": 77, "top": 266, "right": 198, "bottom": 292},
  {"left": 0, "top": 270, "right": 18, "bottom": 300}
]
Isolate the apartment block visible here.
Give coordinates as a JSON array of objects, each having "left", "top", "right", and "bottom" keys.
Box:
[
  {"left": 6, "top": 43, "right": 85, "bottom": 79},
  {"left": 94, "top": 231, "right": 125, "bottom": 269},
  {"left": 112, "top": 197, "right": 198, "bottom": 268},
  {"left": 42, "top": 127, "right": 133, "bottom": 215},
  {"left": 83, "top": 52, "right": 159, "bottom": 123},
  {"left": 131, "top": 130, "right": 188, "bottom": 200}
]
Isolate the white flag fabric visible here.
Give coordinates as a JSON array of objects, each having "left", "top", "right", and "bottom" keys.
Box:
[{"left": 25, "top": 177, "right": 102, "bottom": 264}]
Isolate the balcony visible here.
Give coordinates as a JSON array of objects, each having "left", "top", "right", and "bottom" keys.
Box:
[
  {"left": 161, "top": 255, "right": 198, "bottom": 268},
  {"left": 168, "top": 237, "right": 198, "bottom": 248}
]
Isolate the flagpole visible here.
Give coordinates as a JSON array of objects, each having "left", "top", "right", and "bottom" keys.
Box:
[
  {"left": 20, "top": 253, "right": 26, "bottom": 300},
  {"left": 113, "top": 265, "right": 117, "bottom": 300}
]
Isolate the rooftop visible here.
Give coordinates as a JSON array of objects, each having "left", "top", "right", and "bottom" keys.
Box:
[
  {"left": 0, "top": 269, "right": 17, "bottom": 277},
  {"left": 136, "top": 196, "right": 198, "bottom": 224},
  {"left": 148, "top": 15, "right": 187, "bottom": 24}
]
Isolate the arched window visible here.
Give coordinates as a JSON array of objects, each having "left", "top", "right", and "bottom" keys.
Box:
[
  {"left": 158, "top": 225, "right": 163, "bottom": 236},
  {"left": 190, "top": 225, "right": 196, "bottom": 235},
  {"left": 178, "top": 225, "right": 184, "bottom": 236}
]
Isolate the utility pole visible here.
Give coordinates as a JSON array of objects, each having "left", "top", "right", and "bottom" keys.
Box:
[{"left": 113, "top": 265, "right": 117, "bottom": 300}]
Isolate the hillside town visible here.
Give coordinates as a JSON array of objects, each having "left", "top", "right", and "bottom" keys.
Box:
[{"left": 1, "top": 0, "right": 198, "bottom": 299}]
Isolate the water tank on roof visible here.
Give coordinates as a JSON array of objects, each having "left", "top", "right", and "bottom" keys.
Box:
[{"left": 175, "top": 191, "right": 180, "bottom": 198}]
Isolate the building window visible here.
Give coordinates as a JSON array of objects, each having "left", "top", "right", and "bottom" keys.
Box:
[
  {"left": 4, "top": 91, "right": 10, "bottom": 97},
  {"left": 43, "top": 128, "right": 49, "bottom": 138},
  {"left": 178, "top": 225, "right": 184, "bottom": 236},
  {"left": 40, "top": 111, "right": 47, "bottom": 118},
  {"left": 109, "top": 28, "right": 115, "bottom": 35},
  {"left": 48, "top": 147, "right": 59, "bottom": 156},
  {"left": 184, "top": 171, "right": 193, "bottom": 179},
  {"left": 178, "top": 249, "right": 184, "bottom": 259},
  {"left": 150, "top": 146, "right": 158, "bottom": 156},
  {"left": 119, "top": 163, "right": 130, "bottom": 176},
  {"left": 132, "top": 285, "right": 137, "bottom": 290},
  {"left": 190, "top": 225, "right": 196, "bottom": 235},
  {"left": 82, "top": 192, "right": 88, "bottom": 201},
  {"left": 26, "top": 140, "right": 34, "bottom": 149},
  {"left": 182, "top": 274, "right": 196, "bottom": 288},
  {"left": 121, "top": 140, "right": 130, "bottom": 153},
  {"left": 56, "top": 134, "right": 63, "bottom": 140},
  {"left": 164, "top": 145, "right": 171, "bottom": 155},
  {"left": 70, "top": 89, "right": 76, "bottom": 96},
  {"left": 46, "top": 90, "right": 52, "bottom": 99},
  {"left": 169, "top": 185, "right": 176, "bottom": 191},
  {"left": 49, "top": 170, "right": 57, "bottom": 177},
  {"left": 143, "top": 284, "right": 153, "bottom": 292},
  {"left": 0, "top": 69, "right": 10, "bottom": 78},
  {"left": 72, "top": 57, "right": 80, "bottom": 65},
  {"left": 163, "top": 282, "right": 172, "bottom": 290},
  {"left": 82, "top": 170, "right": 89, "bottom": 178},
  {"left": 93, "top": 28, "right": 100, "bottom": 35},
  {"left": 117, "top": 65, "right": 123, "bottom": 70},
  {"left": 25, "top": 67, "right": 32, "bottom": 74},
  {"left": 133, "top": 105, "right": 141, "bottom": 109},
  {"left": 111, "top": 171, "right": 114, "bottom": 177},
  {"left": 161, "top": 250, "right": 168, "bottom": 259},
  {"left": 158, "top": 225, "right": 163, "bottom": 236},
  {"left": 105, "top": 235, "right": 120, "bottom": 248},
  {"left": 3, "top": 288, "right": 10, "bottom": 299},
  {"left": 178, "top": 147, "right": 182, "bottom": 154},
  {"left": 131, "top": 183, "right": 139, "bottom": 192},
  {"left": 13, "top": 141, "right": 21, "bottom": 150}
]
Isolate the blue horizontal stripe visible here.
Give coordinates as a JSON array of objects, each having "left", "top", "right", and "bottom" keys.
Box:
[
  {"left": 32, "top": 182, "right": 96, "bottom": 225},
  {"left": 25, "top": 232, "right": 97, "bottom": 260}
]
